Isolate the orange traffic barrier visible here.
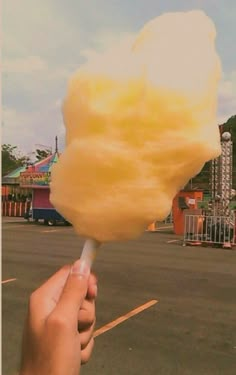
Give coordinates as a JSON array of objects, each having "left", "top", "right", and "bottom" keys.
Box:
[
  {"left": 147, "top": 222, "right": 157, "bottom": 231},
  {"left": 173, "top": 190, "right": 203, "bottom": 235}
]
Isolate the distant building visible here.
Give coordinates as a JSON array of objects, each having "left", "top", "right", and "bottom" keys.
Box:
[{"left": 2, "top": 166, "right": 32, "bottom": 202}]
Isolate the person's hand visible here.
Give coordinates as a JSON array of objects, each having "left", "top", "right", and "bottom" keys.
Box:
[{"left": 19, "top": 260, "right": 97, "bottom": 375}]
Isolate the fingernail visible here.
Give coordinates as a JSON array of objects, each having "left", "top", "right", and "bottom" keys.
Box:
[
  {"left": 93, "top": 284, "right": 98, "bottom": 298},
  {"left": 71, "top": 260, "right": 90, "bottom": 278}
]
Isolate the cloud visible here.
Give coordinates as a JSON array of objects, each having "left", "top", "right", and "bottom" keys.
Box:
[
  {"left": 218, "top": 71, "right": 236, "bottom": 124},
  {"left": 2, "top": 0, "right": 236, "bottom": 155},
  {"left": 2, "top": 56, "right": 47, "bottom": 74},
  {"left": 80, "top": 30, "right": 136, "bottom": 62},
  {"left": 2, "top": 0, "right": 88, "bottom": 70},
  {"left": 2, "top": 105, "right": 65, "bottom": 154},
  {"left": 2, "top": 108, "right": 37, "bottom": 153},
  {"left": 54, "top": 99, "right": 63, "bottom": 109},
  {"left": 2, "top": 59, "right": 72, "bottom": 113}
]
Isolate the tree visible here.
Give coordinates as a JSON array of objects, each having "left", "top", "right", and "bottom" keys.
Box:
[
  {"left": 1, "top": 144, "right": 29, "bottom": 177},
  {"left": 221, "top": 115, "right": 236, "bottom": 186},
  {"left": 221, "top": 114, "right": 236, "bottom": 132},
  {"left": 35, "top": 148, "right": 51, "bottom": 161},
  {"left": 189, "top": 114, "right": 236, "bottom": 190}
]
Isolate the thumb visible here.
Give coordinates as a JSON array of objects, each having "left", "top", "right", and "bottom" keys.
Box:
[{"left": 54, "top": 260, "right": 90, "bottom": 324}]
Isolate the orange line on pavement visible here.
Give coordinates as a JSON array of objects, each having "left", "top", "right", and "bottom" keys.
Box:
[
  {"left": 94, "top": 299, "right": 158, "bottom": 338},
  {"left": 2, "top": 278, "right": 17, "bottom": 284}
]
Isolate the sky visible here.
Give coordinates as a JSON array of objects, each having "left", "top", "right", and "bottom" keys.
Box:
[{"left": 2, "top": 0, "right": 236, "bottom": 156}]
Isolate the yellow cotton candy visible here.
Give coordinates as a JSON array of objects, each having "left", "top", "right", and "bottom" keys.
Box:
[{"left": 50, "top": 10, "right": 221, "bottom": 242}]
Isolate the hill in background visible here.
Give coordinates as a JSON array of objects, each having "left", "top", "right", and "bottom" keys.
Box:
[{"left": 186, "top": 115, "right": 236, "bottom": 191}]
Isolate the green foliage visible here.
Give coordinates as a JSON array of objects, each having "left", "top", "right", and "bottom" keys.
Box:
[
  {"left": 35, "top": 149, "right": 51, "bottom": 161},
  {"left": 222, "top": 115, "right": 236, "bottom": 186},
  {"left": 189, "top": 115, "right": 236, "bottom": 190},
  {"left": 1, "top": 144, "right": 29, "bottom": 177},
  {"left": 1, "top": 145, "right": 51, "bottom": 177},
  {"left": 221, "top": 114, "right": 236, "bottom": 132}
]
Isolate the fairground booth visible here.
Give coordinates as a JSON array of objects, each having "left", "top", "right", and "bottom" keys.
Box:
[{"left": 19, "top": 149, "right": 66, "bottom": 224}]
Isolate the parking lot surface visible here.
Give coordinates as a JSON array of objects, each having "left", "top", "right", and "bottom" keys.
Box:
[{"left": 2, "top": 218, "right": 236, "bottom": 374}]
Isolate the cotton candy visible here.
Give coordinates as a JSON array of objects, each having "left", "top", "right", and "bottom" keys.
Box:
[{"left": 50, "top": 10, "right": 221, "bottom": 242}]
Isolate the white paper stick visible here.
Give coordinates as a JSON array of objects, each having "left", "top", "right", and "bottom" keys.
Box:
[{"left": 80, "top": 238, "right": 101, "bottom": 271}]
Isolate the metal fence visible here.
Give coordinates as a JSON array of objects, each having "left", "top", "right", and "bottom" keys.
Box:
[
  {"left": 1, "top": 202, "right": 30, "bottom": 217},
  {"left": 184, "top": 213, "right": 235, "bottom": 247},
  {"left": 164, "top": 211, "right": 173, "bottom": 224}
]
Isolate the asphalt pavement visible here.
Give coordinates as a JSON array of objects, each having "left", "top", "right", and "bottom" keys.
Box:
[{"left": 2, "top": 217, "right": 236, "bottom": 375}]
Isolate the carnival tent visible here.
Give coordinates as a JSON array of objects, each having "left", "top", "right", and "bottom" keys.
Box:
[{"left": 20, "top": 151, "right": 60, "bottom": 188}]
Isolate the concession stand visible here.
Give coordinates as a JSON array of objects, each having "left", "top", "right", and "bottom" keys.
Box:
[{"left": 19, "top": 150, "right": 68, "bottom": 225}]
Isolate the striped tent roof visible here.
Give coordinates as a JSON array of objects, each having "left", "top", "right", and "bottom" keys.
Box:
[
  {"left": 4, "top": 165, "right": 27, "bottom": 178},
  {"left": 25, "top": 152, "right": 59, "bottom": 173},
  {"left": 3, "top": 152, "right": 60, "bottom": 186},
  {"left": 19, "top": 151, "right": 60, "bottom": 188}
]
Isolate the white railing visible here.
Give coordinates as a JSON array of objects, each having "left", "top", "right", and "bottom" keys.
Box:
[{"left": 184, "top": 213, "right": 235, "bottom": 247}]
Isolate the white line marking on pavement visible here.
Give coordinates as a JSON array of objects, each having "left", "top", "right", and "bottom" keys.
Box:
[
  {"left": 41, "top": 229, "right": 60, "bottom": 233},
  {"left": 3, "top": 225, "right": 28, "bottom": 229},
  {"left": 167, "top": 239, "right": 181, "bottom": 243},
  {"left": 157, "top": 225, "right": 173, "bottom": 230}
]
